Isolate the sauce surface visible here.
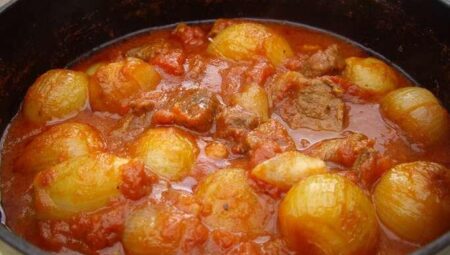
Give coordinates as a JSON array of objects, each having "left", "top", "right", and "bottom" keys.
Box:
[{"left": 1, "top": 19, "right": 449, "bottom": 255}]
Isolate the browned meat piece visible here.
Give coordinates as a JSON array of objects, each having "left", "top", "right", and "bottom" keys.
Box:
[
  {"left": 129, "top": 91, "right": 166, "bottom": 113},
  {"left": 126, "top": 39, "right": 171, "bottom": 61},
  {"left": 293, "top": 82, "right": 344, "bottom": 131},
  {"left": 185, "top": 55, "right": 208, "bottom": 80},
  {"left": 109, "top": 113, "right": 153, "bottom": 151},
  {"left": 305, "top": 131, "right": 395, "bottom": 188},
  {"left": 269, "top": 71, "right": 305, "bottom": 104},
  {"left": 130, "top": 88, "right": 218, "bottom": 132},
  {"left": 246, "top": 120, "right": 295, "bottom": 151},
  {"left": 270, "top": 71, "right": 345, "bottom": 131},
  {"left": 351, "top": 148, "right": 378, "bottom": 188},
  {"left": 244, "top": 59, "right": 275, "bottom": 86},
  {"left": 220, "top": 64, "right": 248, "bottom": 104},
  {"left": 351, "top": 148, "right": 395, "bottom": 189},
  {"left": 150, "top": 49, "right": 186, "bottom": 75},
  {"left": 246, "top": 119, "right": 296, "bottom": 166},
  {"left": 126, "top": 40, "right": 186, "bottom": 75},
  {"left": 159, "top": 89, "right": 218, "bottom": 131},
  {"left": 301, "top": 45, "right": 344, "bottom": 77},
  {"left": 216, "top": 105, "right": 260, "bottom": 153},
  {"left": 305, "top": 132, "right": 374, "bottom": 167},
  {"left": 220, "top": 59, "right": 274, "bottom": 104},
  {"left": 172, "top": 23, "right": 206, "bottom": 47}
]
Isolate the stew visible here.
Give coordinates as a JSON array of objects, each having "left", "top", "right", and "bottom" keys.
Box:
[{"left": 1, "top": 19, "right": 449, "bottom": 255}]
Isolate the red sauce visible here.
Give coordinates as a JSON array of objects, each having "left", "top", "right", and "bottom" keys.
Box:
[{"left": 1, "top": 20, "right": 449, "bottom": 255}]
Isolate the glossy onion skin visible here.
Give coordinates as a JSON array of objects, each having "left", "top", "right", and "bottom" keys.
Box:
[
  {"left": 381, "top": 87, "right": 449, "bottom": 146},
  {"left": 373, "top": 161, "right": 450, "bottom": 244},
  {"left": 279, "top": 174, "right": 378, "bottom": 255},
  {"left": 204, "top": 141, "right": 229, "bottom": 159},
  {"left": 131, "top": 128, "right": 199, "bottom": 181},
  {"left": 207, "top": 22, "right": 293, "bottom": 65},
  {"left": 232, "top": 84, "right": 270, "bottom": 121},
  {"left": 34, "top": 153, "right": 129, "bottom": 219},
  {"left": 16, "top": 122, "right": 104, "bottom": 173},
  {"left": 195, "top": 168, "right": 266, "bottom": 235},
  {"left": 343, "top": 57, "right": 398, "bottom": 95},
  {"left": 251, "top": 151, "right": 327, "bottom": 190},
  {"left": 23, "top": 69, "right": 89, "bottom": 124},
  {"left": 89, "top": 57, "right": 161, "bottom": 114},
  {"left": 123, "top": 205, "right": 180, "bottom": 255},
  {"left": 85, "top": 62, "right": 106, "bottom": 76}
]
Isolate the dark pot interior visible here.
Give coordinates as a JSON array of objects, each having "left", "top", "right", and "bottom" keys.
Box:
[{"left": 0, "top": 0, "right": 449, "bottom": 254}]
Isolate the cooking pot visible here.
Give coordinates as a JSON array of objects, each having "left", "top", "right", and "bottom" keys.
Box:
[{"left": 0, "top": 0, "right": 449, "bottom": 254}]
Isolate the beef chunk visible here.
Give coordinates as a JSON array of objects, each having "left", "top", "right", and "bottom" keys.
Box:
[
  {"left": 246, "top": 120, "right": 296, "bottom": 153},
  {"left": 351, "top": 148, "right": 379, "bottom": 187},
  {"left": 293, "top": 82, "right": 344, "bottom": 131},
  {"left": 220, "top": 59, "right": 274, "bottom": 104},
  {"left": 220, "top": 65, "right": 248, "bottom": 103},
  {"left": 246, "top": 119, "right": 296, "bottom": 166},
  {"left": 216, "top": 106, "right": 260, "bottom": 153},
  {"left": 150, "top": 49, "right": 186, "bottom": 75},
  {"left": 244, "top": 59, "right": 275, "bottom": 86},
  {"left": 305, "top": 132, "right": 374, "bottom": 167},
  {"left": 126, "top": 39, "right": 171, "bottom": 61},
  {"left": 351, "top": 148, "right": 394, "bottom": 188},
  {"left": 126, "top": 40, "right": 186, "bottom": 75},
  {"left": 270, "top": 71, "right": 345, "bottom": 131},
  {"left": 129, "top": 90, "right": 164, "bottom": 113},
  {"left": 301, "top": 45, "right": 344, "bottom": 77},
  {"left": 130, "top": 88, "right": 218, "bottom": 132},
  {"left": 158, "top": 89, "right": 218, "bottom": 131},
  {"left": 306, "top": 131, "right": 394, "bottom": 188},
  {"left": 185, "top": 55, "right": 208, "bottom": 80},
  {"left": 172, "top": 23, "right": 206, "bottom": 47},
  {"left": 109, "top": 113, "right": 153, "bottom": 151}
]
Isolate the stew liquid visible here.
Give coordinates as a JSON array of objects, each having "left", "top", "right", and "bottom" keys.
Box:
[{"left": 1, "top": 19, "right": 449, "bottom": 255}]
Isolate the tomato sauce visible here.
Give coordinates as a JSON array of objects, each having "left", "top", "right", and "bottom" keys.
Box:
[{"left": 1, "top": 20, "right": 449, "bottom": 255}]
